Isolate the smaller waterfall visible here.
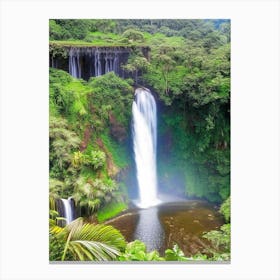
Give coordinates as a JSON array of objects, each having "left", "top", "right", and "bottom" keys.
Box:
[
  {"left": 61, "top": 198, "right": 74, "bottom": 225},
  {"left": 95, "top": 49, "right": 102, "bottom": 76}
]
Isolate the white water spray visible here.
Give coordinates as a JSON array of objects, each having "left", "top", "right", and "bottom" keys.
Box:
[
  {"left": 132, "top": 88, "right": 160, "bottom": 208},
  {"left": 61, "top": 198, "right": 73, "bottom": 225}
]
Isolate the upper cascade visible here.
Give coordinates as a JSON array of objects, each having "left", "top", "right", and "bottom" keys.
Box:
[
  {"left": 50, "top": 46, "right": 136, "bottom": 80},
  {"left": 68, "top": 47, "right": 131, "bottom": 79}
]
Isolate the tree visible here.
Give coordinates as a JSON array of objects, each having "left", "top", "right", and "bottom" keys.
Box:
[
  {"left": 122, "top": 52, "right": 150, "bottom": 83},
  {"left": 121, "top": 29, "right": 145, "bottom": 43}
]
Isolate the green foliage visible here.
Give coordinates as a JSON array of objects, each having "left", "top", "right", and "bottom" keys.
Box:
[
  {"left": 73, "top": 176, "right": 118, "bottom": 215},
  {"left": 88, "top": 72, "right": 133, "bottom": 128},
  {"left": 49, "top": 43, "right": 68, "bottom": 59},
  {"left": 100, "top": 132, "right": 130, "bottom": 169},
  {"left": 119, "top": 240, "right": 164, "bottom": 261},
  {"left": 220, "top": 196, "right": 230, "bottom": 222},
  {"left": 49, "top": 217, "right": 126, "bottom": 261},
  {"left": 49, "top": 20, "right": 68, "bottom": 40},
  {"left": 49, "top": 68, "right": 91, "bottom": 122},
  {"left": 151, "top": 35, "right": 230, "bottom": 202},
  {"left": 85, "top": 150, "right": 106, "bottom": 170},
  {"left": 203, "top": 223, "right": 230, "bottom": 260},
  {"left": 122, "top": 51, "right": 150, "bottom": 83},
  {"left": 49, "top": 116, "right": 81, "bottom": 179},
  {"left": 121, "top": 29, "right": 145, "bottom": 43},
  {"left": 71, "top": 151, "right": 84, "bottom": 168},
  {"left": 50, "top": 19, "right": 91, "bottom": 40},
  {"left": 97, "top": 201, "right": 128, "bottom": 223},
  {"left": 49, "top": 178, "right": 71, "bottom": 199},
  {"left": 118, "top": 242, "right": 213, "bottom": 261},
  {"left": 49, "top": 231, "right": 67, "bottom": 261},
  {"left": 165, "top": 244, "right": 188, "bottom": 261},
  {"left": 89, "top": 20, "right": 117, "bottom": 33}
]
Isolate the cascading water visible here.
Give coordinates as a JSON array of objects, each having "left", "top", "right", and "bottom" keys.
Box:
[
  {"left": 66, "top": 47, "right": 129, "bottom": 79},
  {"left": 69, "top": 48, "right": 81, "bottom": 79},
  {"left": 132, "top": 88, "right": 160, "bottom": 208},
  {"left": 61, "top": 198, "right": 74, "bottom": 225}
]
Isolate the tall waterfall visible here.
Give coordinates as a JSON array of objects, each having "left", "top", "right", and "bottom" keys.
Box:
[
  {"left": 61, "top": 198, "right": 74, "bottom": 225},
  {"left": 132, "top": 88, "right": 159, "bottom": 208}
]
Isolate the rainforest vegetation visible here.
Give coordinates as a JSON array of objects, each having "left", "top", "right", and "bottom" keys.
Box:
[{"left": 49, "top": 19, "right": 230, "bottom": 261}]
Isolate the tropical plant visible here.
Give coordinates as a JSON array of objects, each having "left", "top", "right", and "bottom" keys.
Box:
[
  {"left": 165, "top": 244, "right": 209, "bottom": 261},
  {"left": 202, "top": 223, "right": 230, "bottom": 260},
  {"left": 49, "top": 116, "right": 81, "bottom": 178},
  {"left": 49, "top": 217, "right": 126, "bottom": 261},
  {"left": 73, "top": 176, "right": 118, "bottom": 216},
  {"left": 85, "top": 150, "right": 106, "bottom": 170},
  {"left": 71, "top": 151, "right": 85, "bottom": 169},
  {"left": 119, "top": 240, "right": 164, "bottom": 261},
  {"left": 220, "top": 196, "right": 230, "bottom": 222},
  {"left": 165, "top": 244, "right": 188, "bottom": 261},
  {"left": 122, "top": 52, "right": 150, "bottom": 83},
  {"left": 88, "top": 72, "right": 133, "bottom": 128},
  {"left": 121, "top": 29, "right": 145, "bottom": 43}
]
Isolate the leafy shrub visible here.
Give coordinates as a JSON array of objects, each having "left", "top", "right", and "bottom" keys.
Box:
[
  {"left": 86, "top": 150, "right": 106, "bottom": 170},
  {"left": 49, "top": 116, "right": 81, "bottom": 178},
  {"left": 73, "top": 176, "right": 118, "bottom": 216},
  {"left": 121, "top": 29, "right": 145, "bottom": 43},
  {"left": 71, "top": 151, "right": 85, "bottom": 168},
  {"left": 49, "top": 20, "right": 70, "bottom": 40},
  {"left": 165, "top": 244, "right": 188, "bottom": 261},
  {"left": 54, "top": 19, "right": 90, "bottom": 40},
  {"left": 88, "top": 72, "right": 133, "bottom": 128},
  {"left": 220, "top": 196, "right": 230, "bottom": 222},
  {"left": 49, "top": 68, "right": 91, "bottom": 122},
  {"left": 119, "top": 240, "right": 164, "bottom": 261},
  {"left": 203, "top": 224, "right": 230, "bottom": 260}
]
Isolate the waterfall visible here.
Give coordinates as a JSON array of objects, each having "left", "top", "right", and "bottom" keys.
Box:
[
  {"left": 65, "top": 47, "right": 131, "bottom": 79},
  {"left": 132, "top": 88, "right": 159, "bottom": 208},
  {"left": 69, "top": 48, "right": 81, "bottom": 79},
  {"left": 61, "top": 198, "right": 74, "bottom": 225},
  {"left": 95, "top": 49, "right": 102, "bottom": 76}
]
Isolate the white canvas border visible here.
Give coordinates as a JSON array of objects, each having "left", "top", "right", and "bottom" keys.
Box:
[{"left": 0, "top": 0, "right": 279, "bottom": 279}]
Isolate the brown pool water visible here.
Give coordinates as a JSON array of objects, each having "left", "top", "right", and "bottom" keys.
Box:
[{"left": 107, "top": 200, "right": 224, "bottom": 256}]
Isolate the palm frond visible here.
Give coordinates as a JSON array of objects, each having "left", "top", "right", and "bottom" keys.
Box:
[
  {"left": 60, "top": 218, "right": 126, "bottom": 261},
  {"left": 69, "top": 240, "right": 120, "bottom": 261}
]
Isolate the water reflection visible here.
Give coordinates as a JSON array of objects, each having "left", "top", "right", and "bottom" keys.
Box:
[
  {"left": 108, "top": 201, "right": 224, "bottom": 256},
  {"left": 134, "top": 207, "right": 164, "bottom": 252}
]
